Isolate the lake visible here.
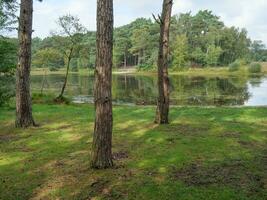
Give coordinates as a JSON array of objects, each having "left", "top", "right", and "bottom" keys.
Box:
[{"left": 31, "top": 74, "right": 267, "bottom": 106}]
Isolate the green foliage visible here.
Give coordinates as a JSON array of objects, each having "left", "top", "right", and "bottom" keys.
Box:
[
  {"left": 191, "top": 47, "right": 206, "bottom": 66},
  {"left": 32, "top": 48, "right": 64, "bottom": 70},
  {"left": 228, "top": 61, "right": 241, "bottom": 72},
  {"left": 32, "top": 93, "right": 70, "bottom": 104},
  {"left": 70, "top": 58, "right": 78, "bottom": 72},
  {"left": 137, "top": 63, "right": 156, "bottom": 71},
  {"left": 0, "top": 0, "right": 17, "bottom": 32},
  {"left": 235, "top": 58, "right": 250, "bottom": 66},
  {"left": 0, "top": 0, "right": 17, "bottom": 106},
  {"left": 250, "top": 40, "right": 267, "bottom": 62},
  {"left": 248, "top": 63, "right": 262, "bottom": 73},
  {"left": 32, "top": 93, "right": 55, "bottom": 104},
  {"left": 0, "top": 75, "right": 14, "bottom": 106},
  {"left": 171, "top": 34, "right": 188, "bottom": 69},
  {"left": 205, "top": 44, "right": 222, "bottom": 66},
  {"left": 52, "top": 15, "right": 86, "bottom": 73},
  {"left": 0, "top": 37, "right": 17, "bottom": 73},
  {"left": 31, "top": 10, "right": 257, "bottom": 71},
  {"left": 49, "top": 66, "right": 59, "bottom": 71},
  {"left": 0, "top": 37, "right": 17, "bottom": 106}
]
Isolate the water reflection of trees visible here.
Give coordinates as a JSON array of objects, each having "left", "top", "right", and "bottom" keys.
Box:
[
  {"left": 31, "top": 74, "right": 256, "bottom": 106},
  {"left": 113, "top": 75, "right": 157, "bottom": 104},
  {"left": 171, "top": 76, "right": 250, "bottom": 106}
]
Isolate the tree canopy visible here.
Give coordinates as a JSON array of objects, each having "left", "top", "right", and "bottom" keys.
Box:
[{"left": 30, "top": 10, "right": 266, "bottom": 71}]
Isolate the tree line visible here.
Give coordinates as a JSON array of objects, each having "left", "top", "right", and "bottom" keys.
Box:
[{"left": 29, "top": 11, "right": 267, "bottom": 71}]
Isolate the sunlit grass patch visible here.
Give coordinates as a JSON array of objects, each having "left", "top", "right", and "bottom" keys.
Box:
[{"left": 0, "top": 104, "right": 266, "bottom": 199}]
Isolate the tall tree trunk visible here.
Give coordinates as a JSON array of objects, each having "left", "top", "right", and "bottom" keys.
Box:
[
  {"left": 91, "top": 0, "right": 114, "bottom": 169},
  {"left": 155, "top": 0, "right": 173, "bottom": 124},
  {"left": 15, "top": 0, "right": 35, "bottom": 128}
]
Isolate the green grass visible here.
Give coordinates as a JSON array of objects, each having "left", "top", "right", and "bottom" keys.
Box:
[{"left": 0, "top": 104, "right": 266, "bottom": 200}]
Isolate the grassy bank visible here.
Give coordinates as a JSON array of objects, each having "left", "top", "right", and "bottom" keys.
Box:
[
  {"left": 31, "top": 63, "right": 267, "bottom": 77},
  {"left": 0, "top": 104, "right": 266, "bottom": 199},
  {"left": 137, "top": 64, "right": 267, "bottom": 77},
  {"left": 30, "top": 68, "right": 136, "bottom": 76}
]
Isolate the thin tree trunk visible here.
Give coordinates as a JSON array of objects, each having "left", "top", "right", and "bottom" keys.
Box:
[
  {"left": 91, "top": 0, "right": 114, "bottom": 169},
  {"left": 124, "top": 51, "right": 127, "bottom": 69},
  {"left": 58, "top": 49, "right": 73, "bottom": 98},
  {"left": 15, "top": 0, "right": 35, "bottom": 128},
  {"left": 88, "top": 48, "right": 91, "bottom": 69},
  {"left": 138, "top": 52, "right": 141, "bottom": 66},
  {"left": 155, "top": 0, "right": 173, "bottom": 124},
  {"left": 40, "top": 69, "right": 47, "bottom": 95}
]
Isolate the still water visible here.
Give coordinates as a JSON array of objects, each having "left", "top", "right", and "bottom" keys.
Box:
[{"left": 31, "top": 74, "right": 267, "bottom": 106}]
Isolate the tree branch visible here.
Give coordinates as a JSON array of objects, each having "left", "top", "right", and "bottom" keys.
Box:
[{"left": 152, "top": 13, "right": 163, "bottom": 25}]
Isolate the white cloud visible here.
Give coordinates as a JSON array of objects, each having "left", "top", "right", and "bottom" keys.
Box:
[{"left": 173, "top": 0, "right": 193, "bottom": 13}]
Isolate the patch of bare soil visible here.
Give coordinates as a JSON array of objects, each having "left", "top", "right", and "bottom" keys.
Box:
[
  {"left": 74, "top": 179, "right": 115, "bottom": 200},
  {"left": 173, "top": 159, "right": 265, "bottom": 195},
  {"left": 0, "top": 134, "right": 18, "bottom": 142},
  {"left": 160, "top": 124, "right": 209, "bottom": 135},
  {"left": 112, "top": 151, "right": 129, "bottom": 161},
  {"left": 220, "top": 132, "right": 241, "bottom": 138},
  {"left": 238, "top": 140, "right": 261, "bottom": 148},
  {"left": 0, "top": 133, "right": 32, "bottom": 144}
]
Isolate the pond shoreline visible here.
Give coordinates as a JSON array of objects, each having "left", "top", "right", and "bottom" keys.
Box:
[
  {"left": 31, "top": 73, "right": 267, "bottom": 107},
  {"left": 31, "top": 64, "right": 267, "bottom": 77}
]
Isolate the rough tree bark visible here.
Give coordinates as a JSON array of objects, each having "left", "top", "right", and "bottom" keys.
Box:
[
  {"left": 155, "top": 0, "right": 173, "bottom": 124},
  {"left": 91, "top": 0, "right": 114, "bottom": 169},
  {"left": 15, "top": 0, "right": 35, "bottom": 128}
]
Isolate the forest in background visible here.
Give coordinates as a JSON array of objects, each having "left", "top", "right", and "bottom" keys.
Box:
[
  {"left": 2, "top": 10, "right": 267, "bottom": 74},
  {"left": 30, "top": 10, "right": 267, "bottom": 71}
]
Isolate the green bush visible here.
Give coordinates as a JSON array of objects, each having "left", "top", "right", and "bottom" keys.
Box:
[
  {"left": 71, "top": 66, "right": 79, "bottom": 72},
  {"left": 137, "top": 64, "right": 155, "bottom": 71},
  {"left": 32, "top": 93, "right": 55, "bottom": 104},
  {"left": 248, "top": 63, "right": 262, "bottom": 73},
  {"left": 32, "top": 93, "right": 70, "bottom": 105},
  {"left": 228, "top": 61, "right": 240, "bottom": 72},
  {"left": 235, "top": 58, "right": 250, "bottom": 66},
  {"left": 49, "top": 66, "right": 59, "bottom": 71},
  {"left": 0, "top": 75, "right": 15, "bottom": 106}
]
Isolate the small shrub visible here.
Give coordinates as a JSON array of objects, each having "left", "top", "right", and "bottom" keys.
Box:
[
  {"left": 137, "top": 64, "right": 155, "bottom": 71},
  {"left": 236, "top": 58, "right": 251, "bottom": 66},
  {"left": 54, "top": 95, "right": 71, "bottom": 104},
  {"left": 71, "top": 66, "right": 79, "bottom": 72},
  {"left": 32, "top": 93, "right": 56, "bottom": 104},
  {"left": 49, "top": 66, "right": 59, "bottom": 71},
  {"left": 248, "top": 63, "right": 262, "bottom": 73},
  {"left": 228, "top": 61, "right": 240, "bottom": 72}
]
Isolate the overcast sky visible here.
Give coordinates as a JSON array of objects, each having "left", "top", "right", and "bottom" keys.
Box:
[{"left": 30, "top": 0, "right": 267, "bottom": 44}]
